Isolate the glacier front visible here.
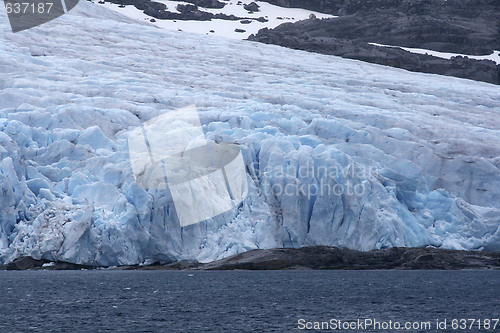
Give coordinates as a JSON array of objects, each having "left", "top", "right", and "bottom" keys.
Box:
[{"left": 1, "top": 1, "right": 500, "bottom": 266}]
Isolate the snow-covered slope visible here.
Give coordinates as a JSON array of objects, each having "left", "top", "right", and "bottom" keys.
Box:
[
  {"left": 369, "top": 43, "right": 500, "bottom": 65},
  {"left": 99, "top": 0, "right": 334, "bottom": 39},
  {"left": 1, "top": 1, "right": 500, "bottom": 266}
]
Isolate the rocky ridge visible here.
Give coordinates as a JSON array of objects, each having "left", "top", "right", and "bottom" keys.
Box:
[
  {"left": 198, "top": 246, "right": 500, "bottom": 270},
  {"left": 249, "top": 0, "right": 500, "bottom": 84},
  {"left": 3, "top": 247, "right": 500, "bottom": 270}
]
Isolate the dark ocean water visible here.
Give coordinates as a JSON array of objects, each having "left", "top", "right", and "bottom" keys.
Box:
[{"left": 0, "top": 270, "right": 499, "bottom": 332}]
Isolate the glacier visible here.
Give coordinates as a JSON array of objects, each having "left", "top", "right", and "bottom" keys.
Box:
[{"left": 1, "top": 1, "right": 500, "bottom": 266}]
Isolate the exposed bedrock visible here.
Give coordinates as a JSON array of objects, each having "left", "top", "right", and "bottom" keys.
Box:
[{"left": 249, "top": 0, "right": 500, "bottom": 84}]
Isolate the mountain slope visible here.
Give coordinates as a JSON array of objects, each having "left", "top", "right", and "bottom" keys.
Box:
[
  {"left": 1, "top": 1, "right": 500, "bottom": 266},
  {"left": 249, "top": 0, "right": 500, "bottom": 84}
]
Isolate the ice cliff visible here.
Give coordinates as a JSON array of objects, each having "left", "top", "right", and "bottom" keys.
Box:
[{"left": 0, "top": 1, "right": 500, "bottom": 265}]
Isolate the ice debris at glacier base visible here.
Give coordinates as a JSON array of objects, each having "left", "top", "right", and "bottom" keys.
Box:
[{"left": 0, "top": 1, "right": 500, "bottom": 265}]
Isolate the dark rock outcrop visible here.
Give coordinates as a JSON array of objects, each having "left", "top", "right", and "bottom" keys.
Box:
[
  {"left": 105, "top": 0, "right": 266, "bottom": 22},
  {"left": 249, "top": 24, "right": 499, "bottom": 84},
  {"left": 198, "top": 246, "right": 500, "bottom": 270},
  {"left": 175, "top": 3, "right": 213, "bottom": 20},
  {"left": 184, "top": 0, "right": 226, "bottom": 9},
  {"left": 259, "top": 0, "right": 499, "bottom": 29},
  {"left": 3, "top": 247, "right": 500, "bottom": 270},
  {"left": 248, "top": 0, "right": 500, "bottom": 84},
  {"left": 0, "top": 256, "right": 95, "bottom": 270},
  {"left": 243, "top": 1, "right": 260, "bottom": 12}
]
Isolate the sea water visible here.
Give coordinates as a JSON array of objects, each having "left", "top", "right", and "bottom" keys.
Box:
[{"left": 1, "top": 270, "right": 499, "bottom": 332}]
